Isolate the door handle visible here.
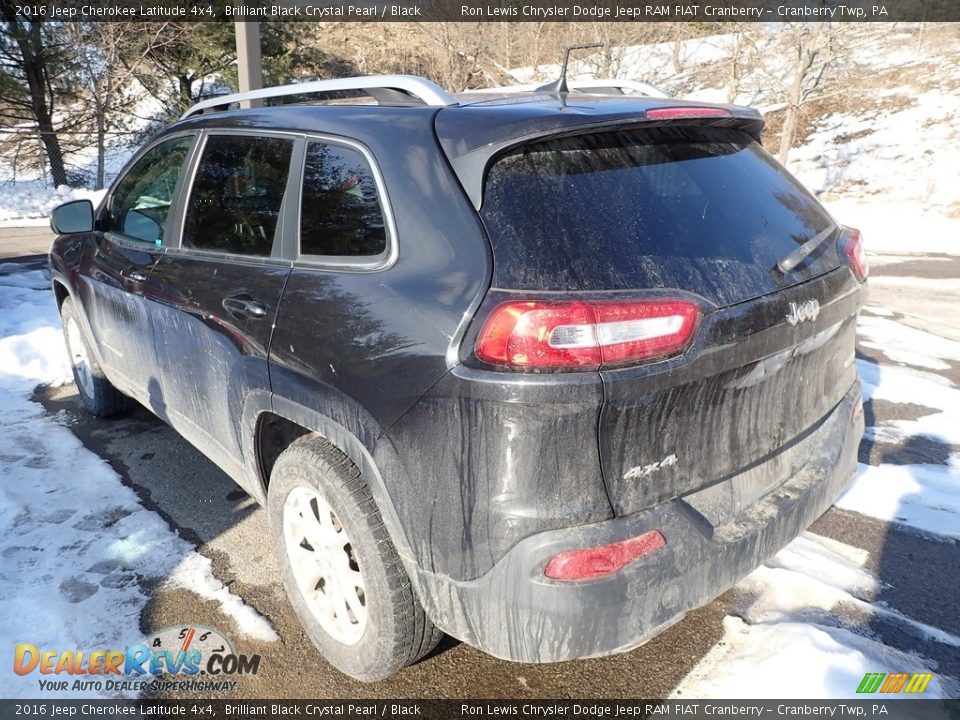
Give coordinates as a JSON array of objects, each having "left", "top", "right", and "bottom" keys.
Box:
[
  {"left": 222, "top": 296, "right": 267, "bottom": 319},
  {"left": 124, "top": 270, "right": 148, "bottom": 283}
]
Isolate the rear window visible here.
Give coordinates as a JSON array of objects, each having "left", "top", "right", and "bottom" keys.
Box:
[
  {"left": 481, "top": 127, "right": 838, "bottom": 306},
  {"left": 299, "top": 142, "right": 387, "bottom": 258}
]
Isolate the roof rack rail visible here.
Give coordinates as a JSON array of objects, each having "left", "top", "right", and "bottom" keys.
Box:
[
  {"left": 181, "top": 74, "right": 458, "bottom": 120},
  {"left": 464, "top": 79, "right": 670, "bottom": 99}
]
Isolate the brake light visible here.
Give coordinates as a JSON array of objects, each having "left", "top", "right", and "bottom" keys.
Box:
[
  {"left": 840, "top": 227, "right": 868, "bottom": 282},
  {"left": 544, "top": 530, "right": 667, "bottom": 581},
  {"left": 475, "top": 300, "right": 701, "bottom": 371},
  {"left": 646, "top": 107, "right": 732, "bottom": 120}
]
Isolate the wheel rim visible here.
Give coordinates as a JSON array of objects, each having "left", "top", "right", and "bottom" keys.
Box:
[
  {"left": 283, "top": 486, "right": 368, "bottom": 645},
  {"left": 65, "top": 317, "right": 94, "bottom": 400}
]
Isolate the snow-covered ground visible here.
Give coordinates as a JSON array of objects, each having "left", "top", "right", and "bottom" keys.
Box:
[
  {"left": 1, "top": 25, "right": 957, "bottom": 700},
  {"left": 0, "top": 186, "right": 106, "bottom": 227},
  {"left": 672, "top": 534, "right": 953, "bottom": 699},
  {"left": 0, "top": 266, "right": 276, "bottom": 700}
]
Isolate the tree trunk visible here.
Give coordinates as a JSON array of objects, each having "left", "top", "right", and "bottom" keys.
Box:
[
  {"left": 178, "top": 74, "right": 193, "bottom": 111},
  {"left": 727, "top": 31, "right": 743, "bottom": 104},
  {"left": 671, "top": 39, "right": 684, "bottom": 74},
  {"left": 1, "top": 17, "right": 68, "bottom": 186},
  {"left": 778, "top": 104, "right": 800, "bottom": 166},
  {"left": 778, "top": 37, "right": 815, "bottom": 166},
  {"left": 37, "top": 126, "right": 66, "bottom": 186},
  {"left": 96, "top": 109, "right": 105, "bottom": 190},
  {"left": 94, "top": 71, "right": 112, "bottom": 190}
]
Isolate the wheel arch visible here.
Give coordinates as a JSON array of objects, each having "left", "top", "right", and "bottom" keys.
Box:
[
  {"left": 251, "top": 395, "right": 420, "bottom": 572},
  {"left": 52, "top": 278, "right": 70, "bottom": 309},
  {"left": 51, "top": 274, "right": 112, "bottom": 374}
]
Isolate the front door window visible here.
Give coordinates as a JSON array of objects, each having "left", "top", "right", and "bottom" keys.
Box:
[{"left": 105, "top": 136, "right": 194, "bottom": 246}]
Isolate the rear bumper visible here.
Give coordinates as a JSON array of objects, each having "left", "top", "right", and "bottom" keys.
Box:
[{"left": 412, "top": 382, "right": 863, "bottom": 663}]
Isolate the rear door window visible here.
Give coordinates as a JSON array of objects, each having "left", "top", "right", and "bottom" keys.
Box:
[
  {"left": 106, "top": 135, "right": 193, "bottom": 245},
  {"left": 481, "top": 127, "right": 839, "bottom": 307},
  {"left": 182, "top": 135, "right": 294, "bottom": 257},
  {"left": 299, "top": 141, "right": 388, "bottom": 258}
]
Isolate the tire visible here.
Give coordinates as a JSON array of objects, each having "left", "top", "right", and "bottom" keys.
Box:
[
  {"left": 60, "top": 296, "right": 133, "bottom": 418},
  {"left": 267, "top": 435, "right": 442, "bottom": 681}
]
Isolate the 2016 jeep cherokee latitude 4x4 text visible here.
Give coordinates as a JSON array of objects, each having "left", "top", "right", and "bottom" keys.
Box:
[{"left": 47, "top": 75, "right": 867, "bottom": 681}]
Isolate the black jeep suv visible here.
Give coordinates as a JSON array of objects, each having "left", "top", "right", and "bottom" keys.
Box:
[{"left": 48, "top": 75, "right": 867, "bottom": 681}]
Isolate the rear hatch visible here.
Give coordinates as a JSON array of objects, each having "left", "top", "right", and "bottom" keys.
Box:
[{"left": 474, "top": 122, "right": 864, "bottom": 516}]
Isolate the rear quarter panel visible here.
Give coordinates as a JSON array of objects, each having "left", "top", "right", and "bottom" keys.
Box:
[{"left": 266, "top": 109, "right": 494, "bottom": 570}]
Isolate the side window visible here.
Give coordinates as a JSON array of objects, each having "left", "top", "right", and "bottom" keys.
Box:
[
  {"left": 182, "top": 135, "right": 293, "bottom": 256},
  {"left": 300, "top": 142, "right": 388, "bottom": 257},
  {"left": 106, "top": 136, "right": 193, "bottom": 245}
]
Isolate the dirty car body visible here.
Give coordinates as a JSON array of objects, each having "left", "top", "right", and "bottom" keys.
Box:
[{"left": 49, "top": 87, "right": 866, "bottom": 668}]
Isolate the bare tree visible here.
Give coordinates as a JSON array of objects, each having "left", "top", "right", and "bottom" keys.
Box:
[
  {"left": 64, "top": 24, "right": 164, "bottom": 188},
  {"left": 777, "top": 23, "right": 847, "bottom": 164},
  {"left": 724, "top": 24, "right": 758, "bottom": 104},
  {"left": 125, "top": 22, "right": 235, "bottom": 115},
  {"left": 413, "top": 23, "right": 505, "bottom": 90}
]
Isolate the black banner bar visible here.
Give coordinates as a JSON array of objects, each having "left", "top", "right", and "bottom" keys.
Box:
[
  {"left": 0, "top": 700, "right": 958, "bottom": 720},
  {"left": 8, "top": 0, "right": 960, "bottom": 23}
]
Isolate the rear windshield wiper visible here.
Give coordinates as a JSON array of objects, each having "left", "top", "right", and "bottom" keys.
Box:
[{"left": 776, "top": 224, "right": 837, "bottom": 274}]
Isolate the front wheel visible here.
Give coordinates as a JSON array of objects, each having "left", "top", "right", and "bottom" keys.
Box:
[
  {"left": 267, "top": 435, "right": 442, "bottom": 681},
  {"left": 60, "top": 297, "right": 132, "bottom": 417}
]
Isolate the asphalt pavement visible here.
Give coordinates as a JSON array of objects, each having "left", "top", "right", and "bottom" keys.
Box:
[{"left": 0, "top": 225, "right": 51, "bottom": 260}]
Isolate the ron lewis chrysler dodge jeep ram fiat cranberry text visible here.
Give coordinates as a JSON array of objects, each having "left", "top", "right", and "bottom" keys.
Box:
[{"left": 47, "top": 75, "right": 867, "bottom": 681}]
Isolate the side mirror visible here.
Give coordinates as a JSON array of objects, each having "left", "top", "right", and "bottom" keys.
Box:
[{"left": 50, "top": 199, "right": 95, "bottom": 235}]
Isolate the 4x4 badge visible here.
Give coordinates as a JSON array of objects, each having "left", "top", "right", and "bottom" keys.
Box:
[{"left": 786, "top": 299, "right": 820, "bottom": 326}]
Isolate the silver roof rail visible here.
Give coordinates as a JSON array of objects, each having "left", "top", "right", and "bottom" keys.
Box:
[
  {"left": 464, "top": 79, "right": 670, "bottom": 99},
  {"left": 181, "top": 75, "right": 458, "bottom": 120}
]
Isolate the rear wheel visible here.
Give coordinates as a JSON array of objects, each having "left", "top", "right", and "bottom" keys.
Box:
[
  {"left": 267, "top": 435, "right": 442, "bottom": 681},
  {"left": 60, "top": 297, "right": 132, "bottom": 417}
]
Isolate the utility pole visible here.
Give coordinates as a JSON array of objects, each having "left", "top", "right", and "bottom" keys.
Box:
[{"left": 235, "top": 21, "right": 263, "bottom": 108}]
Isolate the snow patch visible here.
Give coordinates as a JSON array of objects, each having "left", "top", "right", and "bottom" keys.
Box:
[
  {"left": 825, "top": 200, "right": 960, "bottom": 257},
  {"left": 672, "top": 618, "right": 942, "bottom": 700},
  {"left": 858, "top": 314, "right": 960, "bottom": 371},
  {"left": 837, "top": 462, "right": 960, "bottom": 541},
  {"left": 0, "top": 185, "right": 106, "bottom": 223},
  {"left": 672, "top": 534, "right": 948, "bottom": 699},
  {"left": 166, "top": 554, "right": 279, "bottom": 642},
  {"left": 0, "top": 265, "right": 276, "bottom": 699},
  {"left": 856, "top": 358, "right": 960, "bottom": 448}
]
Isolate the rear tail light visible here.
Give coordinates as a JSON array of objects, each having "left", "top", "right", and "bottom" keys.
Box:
[
  {"left": 544, "top": 530, "right": 667, "bottom": 581},
  {"left": 475, "top": 300, "right": 701, "bottom": 371},
  {"left": 840, "top": 227, "right": 868, "bottom": 282},
  {"left": 852, "top": 396, "right": 864, "bottom": 422},
  {"left": 646, "top": 107, "right": 732, "bottom": 120}
]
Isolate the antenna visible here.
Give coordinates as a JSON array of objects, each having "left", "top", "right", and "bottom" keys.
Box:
[{"left": 536, "top": 43, "right": 604, "bottom": 95}]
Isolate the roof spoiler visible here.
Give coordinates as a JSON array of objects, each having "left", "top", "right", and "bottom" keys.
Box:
[{"left": 464, "top": 78, "right": 671, "bottom": 99}]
